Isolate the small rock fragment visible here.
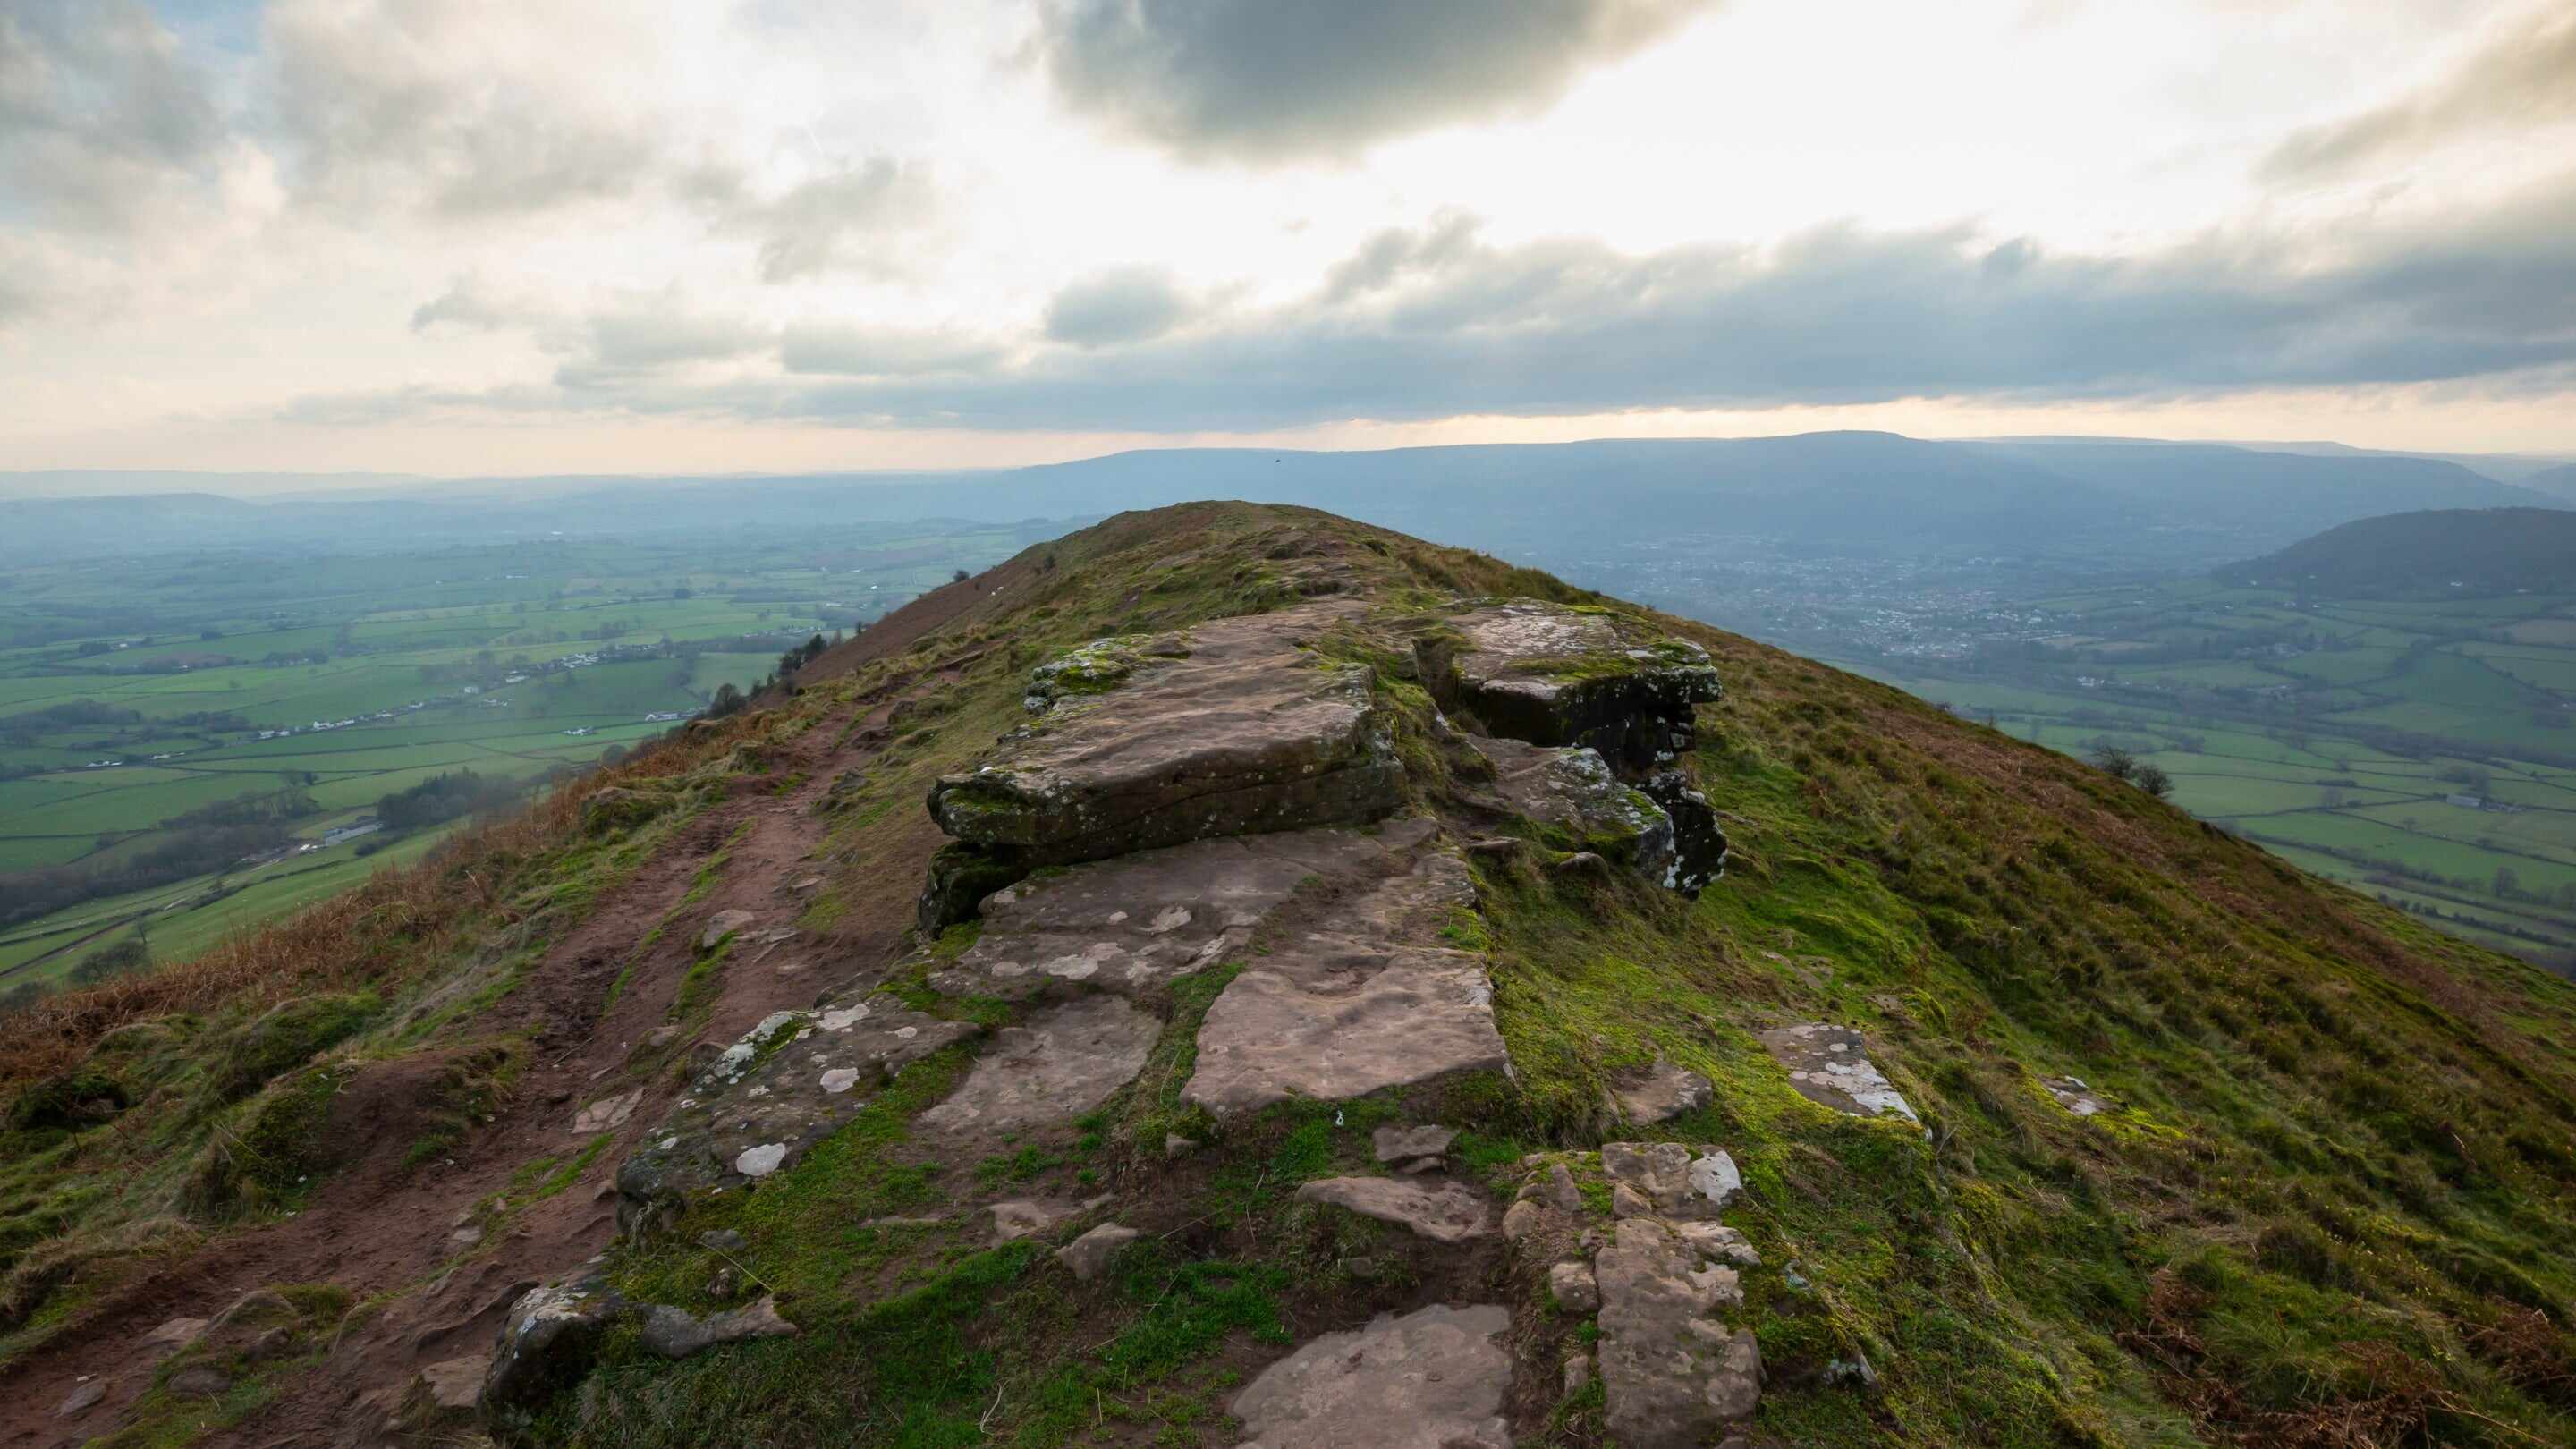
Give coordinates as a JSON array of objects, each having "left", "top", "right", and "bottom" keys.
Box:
[
  {"left": 1550, "top": 1259, "right": 1601, "bottom": 1313},
  {"left": 700, "top": 909, "right": 757, "bottom": 950},
  {"left": 1055, "top": 1223, "right": 1140, "bottom": 1281},
  {"left": 1371, "top": 1123, "right": 1457, "bottom": 1164},
  {"left": 1562, "top": 1354, "right": 1592, "bottom": 1396},
  {"left": 56, "top": 1379, "right": 107, "bottom": 1417},
  {"left": 573, "top": 1088, "right": 643, "bottom": 1133},
  {"left": 639, "top": 1297, "right": 798, "bottom": 1359},
  {"left": 1616, "top": 1060, "right": 1713, "bottom": 1124},
  {"left": 166, "top": 1366, "right": 232, "bottom": 1400}
]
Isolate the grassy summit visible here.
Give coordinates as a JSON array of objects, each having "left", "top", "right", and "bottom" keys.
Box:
[{"left": 4, "top": 502, "right": 2574, "bottom": 1449}]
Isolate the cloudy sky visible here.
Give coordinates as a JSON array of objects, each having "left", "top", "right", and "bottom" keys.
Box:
[{"left": 4, "top": 0, "right": 2573, "bottom": 475}]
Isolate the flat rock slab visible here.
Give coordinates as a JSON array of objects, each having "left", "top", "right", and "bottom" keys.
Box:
[
  {"left": 1470, "top": 734, "right": 1675, "bottom": 880},
  {"left": 1231, "top": 1302, "right": 1513, "bottom": 1449},
  {"left": 926, "top": 604, "right": 1402, "bottom": 865},
  {"left": 1616, "top": 1061, "right": 1714, "bottom": 1125},
  {"left": 615, "top": 995, "right": 980, "bottom": 1233},
  {"left": 930, "top": 823, "right": 1434, "bottom": 1002},
  {"left": 1184, "top": 847, "right": 1510, "bottom": 1116},
  {"left": 1759, "top": 1022, "right": 1919, "bottom": 1123},
  {"left": 919, "top": 996, "right": 1158, "bottom": 1134},
  {"left": 1596, "top": 1217, "right": 1762, "bottom": 1449},
  {"left": 1294, "top": 1176, "right": 1494, "bottom": 1243},
  {"left": 1419, "top": 602, "right": 1722, "bottom": 772},
  {"left": 1372, "top": 1123, "right": 1457, "bottom": 1164}
]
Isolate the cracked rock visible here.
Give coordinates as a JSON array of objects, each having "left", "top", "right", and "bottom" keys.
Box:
[
  {"left": 919, "top": 996, "right": 1158, "bottom": 1134},
  {"left": 1230, "top": 1303, "right": 1513, "bottom": 1449}
]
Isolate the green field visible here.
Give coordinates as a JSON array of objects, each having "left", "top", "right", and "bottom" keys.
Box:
[
  {"left": 0, "top": 523, "right": 1030, "bottom": 998},
  {"left": 1852, "top": 581, "right": 2576, "bottom": 968}
]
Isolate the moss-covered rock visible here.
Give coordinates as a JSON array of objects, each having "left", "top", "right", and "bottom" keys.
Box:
[{"left": 1417, "top": 601, "right": 1721, "bottom": 771}]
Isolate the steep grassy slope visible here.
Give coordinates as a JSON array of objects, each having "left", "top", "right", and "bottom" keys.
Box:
[{"left": 5, "top": 503, "right": 2575, "bottom": 1449}]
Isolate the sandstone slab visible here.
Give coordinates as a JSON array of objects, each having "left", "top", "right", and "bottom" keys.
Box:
[
  {"left": 1230, "top": 1303, "right": 1513, "bottom": 1449},
  {"left": 1294, "top": 1176, "right": 1494, "bottom": 1243},
  {"left": 615, "top": 994, "right": 979, "bottom": 1233},
  {"left": 1371, "top": 1123, "right": 1457, "bottom": 1164},
  {"left": 928, "top": 824, "right": 1431, "bottom": 1002},
  {"left": 927, "top": 605, "right": 1402, "bottom": 866},
  {"left": 1759, "top": 1022, "right": 1919, "bottom": 1123},
  {"left": 1185, "top": 846, "right": 1509, "bottom": 1115},
  {"left": 1596, "top": 1216, "right": 1761, "bottom": 1449},
  {"left": 919, "top": 996, "right": 1158, "bottom": 1135},
  {"left": 1419, "top": 602, "right": 1721, "bottom": 772}
]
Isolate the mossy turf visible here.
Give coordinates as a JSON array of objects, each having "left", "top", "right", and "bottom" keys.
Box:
[{"left": 9, "top": 504, "right": 2576, "bottom": 1449}]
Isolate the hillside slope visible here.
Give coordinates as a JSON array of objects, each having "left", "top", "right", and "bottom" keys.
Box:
[
  {"left": 2223, "top": 507, "right": 2576, "bottom": 597},
  {"left": 4, "top": 503, "right": 2574, "bottom": 1449}
]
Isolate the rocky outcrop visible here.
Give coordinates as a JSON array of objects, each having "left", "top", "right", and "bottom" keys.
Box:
[
  {"left": 1640, "top": 769, "right": 1726, "bottom": 892},
  {"left": 1759, "top": 1022, "right": 1919, "bottom": 1123},
  {"left": 924, "top": 604, "right": 1402, "bottom": 868},
  {"left": 615, "top": 993, "right": 979, "bottom": 1233},
  {"left": 485, "top": 1273, "right": 631, "bottom": 1430},
  {"left": 1230, "top": 1303, "right": 1513, "bottom": 1449},
  {"left": 1469, "top": 734, "right": 1676, "bottom": 879},
  {"left": 1183, "top": 837, "right": 1508, "bottom": 1116},
  {"left": 1419, "top": 601, "right": 1721, "bottom": 773}
]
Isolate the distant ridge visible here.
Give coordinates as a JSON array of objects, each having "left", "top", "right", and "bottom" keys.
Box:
[
  {"left": 4, "top": 433, "right": 2565, "bottom": 568},
  {"left": 2221, "top": 506, "right": 2576, "bottom": 596}
]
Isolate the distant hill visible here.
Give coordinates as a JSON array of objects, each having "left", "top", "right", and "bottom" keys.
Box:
[
  {"left": 2523, "top": 462, "right": 2576, "bottom": 502},
  {"left": 2220, "top": 506, "right": 2576, "bottom": 596},
  {"left": 4, "top": 433, "right": 2564, "bottom": 568}
]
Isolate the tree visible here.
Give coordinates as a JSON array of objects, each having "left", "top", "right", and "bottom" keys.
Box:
[
  {"left": 2132, "top": 763, "right": 2173, "bottom": 799},
  {"left": 706, "top": 682, "right": 748, "bottom": 719},
  {"left": 951, "top": 568, "right": 970, "bottom": 584},
  {"left": 2087, "top": 743, "right": 2138, "bottom": 782},
  {"left": 70, "top": 932, "right": 151, "bottom": 985}
]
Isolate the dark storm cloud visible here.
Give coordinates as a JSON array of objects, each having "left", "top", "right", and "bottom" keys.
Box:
[
  {"left": 1031, "top": 0, "right": 1721, "bottom": 162},
  {"left": 0, "top": 0, "right": 222, "bottom": 231},
  {"left": 2262, "top": 5, "right": 2576, "bottom": 181}
]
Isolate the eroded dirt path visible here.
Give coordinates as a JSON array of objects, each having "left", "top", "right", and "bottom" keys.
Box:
[{"left": 0, "top": 679, "right": 942, "bottom": 1448}]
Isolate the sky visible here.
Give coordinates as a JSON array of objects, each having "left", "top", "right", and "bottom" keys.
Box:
[{"left": 3, "top": 0, "right": 2574, "bottom": 476}]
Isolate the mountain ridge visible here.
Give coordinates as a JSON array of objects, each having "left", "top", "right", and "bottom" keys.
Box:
[{"left": 2, "top": 502, "right": 2572, "bottom": 1448}]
